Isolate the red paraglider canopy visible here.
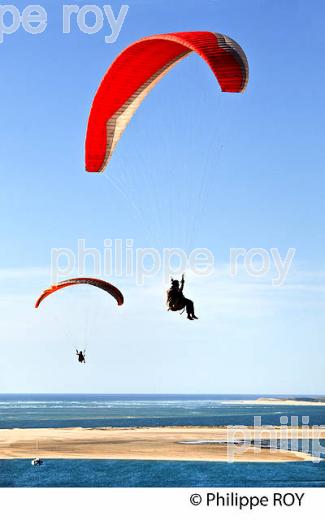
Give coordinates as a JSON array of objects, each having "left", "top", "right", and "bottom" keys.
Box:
[
  {"left": 85, "top": 31, "right": 249, "bottom": 172},
  {"left": 35, "top": 278, "right": 124, "bottom": 308}
]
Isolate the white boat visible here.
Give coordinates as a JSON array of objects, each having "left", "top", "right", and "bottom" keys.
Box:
[{"left": 31, "top": 458, "right": 44, "bottom": 466}]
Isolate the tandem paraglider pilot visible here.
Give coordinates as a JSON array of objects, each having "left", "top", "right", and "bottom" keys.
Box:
[{"left": 167, "top": 274, "right": 198, "bottom": 320}]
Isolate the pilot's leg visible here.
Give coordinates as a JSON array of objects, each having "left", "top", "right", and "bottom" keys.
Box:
[
  {"left": 185, "top": 299, "right": 194, "bottom": 318},
  {"left": 185, "top": 299, "right": 198, "bottom": 320}
]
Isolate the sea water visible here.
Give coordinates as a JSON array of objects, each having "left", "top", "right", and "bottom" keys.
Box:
[{"left": 0, "top": 394, "right": 324, "bottom": 487}]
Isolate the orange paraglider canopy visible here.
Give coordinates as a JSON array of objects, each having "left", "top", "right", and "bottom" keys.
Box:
[
  {"left": 35, "top": 278, "right": 124, "bottom": 308},
  {"left": 85, "top": 31, "right": 249, "bottom": 172}
]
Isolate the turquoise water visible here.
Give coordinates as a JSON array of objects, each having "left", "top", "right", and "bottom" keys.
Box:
[{"left": 0, "top": 394, "right": 324, "bottom": 487}]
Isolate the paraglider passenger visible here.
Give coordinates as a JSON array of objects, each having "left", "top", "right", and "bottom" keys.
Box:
[
  {"left": 166, "top": 275, "right": 198, "bottom": 320},
  {"left": 76, "top": 349, "right": 86, "bottom": 363}
]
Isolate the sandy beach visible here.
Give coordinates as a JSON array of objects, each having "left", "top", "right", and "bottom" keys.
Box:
[
  {"left": 0, "top": 426, "right": 323, "bottom": 463},
  {"left": 223, "top": 398, "right": 325, "bottom": 406}
]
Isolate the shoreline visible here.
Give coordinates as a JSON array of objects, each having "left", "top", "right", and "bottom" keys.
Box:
[
  {"left": 221, "top": 398, "right": 325, "bottom": 406},
  {"left": 0, "top": 426, "right": 322, "bottom": 463}
]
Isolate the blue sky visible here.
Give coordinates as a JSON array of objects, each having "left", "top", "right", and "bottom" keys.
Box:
[{"left": 0, "top": 0, "right": 324, "bottom": 393}]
